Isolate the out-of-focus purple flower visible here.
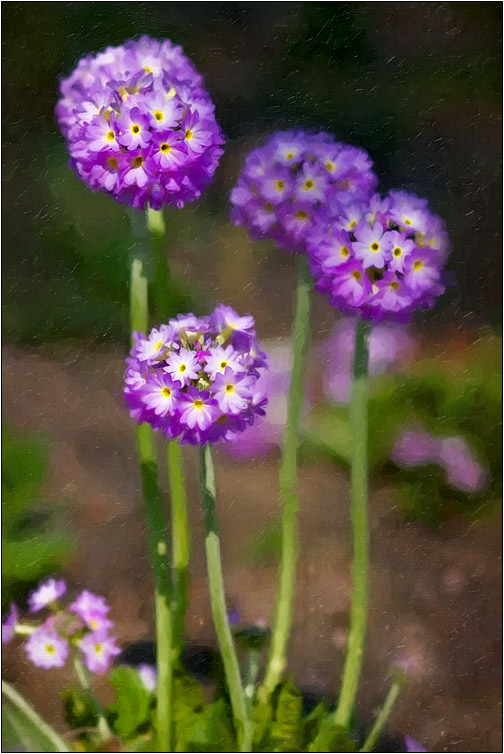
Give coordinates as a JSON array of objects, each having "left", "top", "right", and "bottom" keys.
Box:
[
  {"left": 230, "top": 129, "right": 377, "bottom": 252},
  {"left": 24, "top": 628, "right": 69, "bottom": 669},
  {"left": 404, "top": 736, "right": 428, "bottom": 752},
  {"left": 439, "top": 436, "right": 487, "bottom": 493},
  {"left": 137, "top": 663, "right": 157, "bottom": 692},
  {"left": 56, "top": 36, "right": 224, "bottom": 210},
  {"left": 227, "top": 605, "right": 241, "bottom": 627},
  {"left": 392, "top": 425, "right": 487, "bottom": 494},
  {"left": 322, "top": 319, "right": 416, "bottom": 404},
  {"left": 390, "top": 427, "right": 440, "bottom": 468},
  {"left": 28, "top": 578, "right": 66, "bottom": 613},
  {"left": 79, "top": 631, "right": 121, "bottom": 674},
  {"left": 70, "top": 590, "right": 111, "bottom": 622},
  {"left": 124, "top": 307, "right": 268, "bottom": 446},
  {"left": 309, "top": 190, "right": 450, "bottom": 322},
  {"left": 2, "top": 604, "right": 19, "bottom": 644}
]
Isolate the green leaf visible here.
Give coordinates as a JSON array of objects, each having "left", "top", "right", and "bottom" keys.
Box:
[
  {"left": 61, "top": 687, "right": 99, "bottom": 729},
  {"left": 268, "top": 681, "right": 304, "bottom": 753},
  {"left": 109, "top": 666, "right": 151, "bottom": 739},
  {"left": 308, "top": 715, "right": 357, "bottom": 753},
  {"left": 2, "top": 681, "right": 69, "bottom": 752},
  {"left": 303, "top": 406, "right": 352, "bottom": 464}
]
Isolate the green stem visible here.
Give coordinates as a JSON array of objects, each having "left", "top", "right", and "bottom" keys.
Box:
[
  {"left": 258, "top": 254, "right": 312, "bottom": 704},
  {"left": 333, "top": 316, "right": 371, "bottom": 731},
  {"left": 167, "top": 440, "right": 190, "bottom": 656},
  {"left": 129, "top": 209, "right": 172, "bottom": 753},
  {"left": 200, "top": 444, "right": 252, "bottom": 752},
  {"left": 360, "top": 675, "right": 406, "bottom": 752},
  {"left": 146, "top": 206, "right": 190, "bottom": 661}
]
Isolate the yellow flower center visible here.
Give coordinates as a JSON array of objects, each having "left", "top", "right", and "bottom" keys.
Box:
[
  {"left": 133, "top": 156, "right": 143, "bottom": 168},
  {"left": 390, "top": 281, "right": 400, "bottom": 290},
  {"left": 160, "top": 143, "right": 171, "bottom": 153},
  {"left": 393, "top": 247, "right": 402, "bottom": 257},
  {"left": 94, "top": 643, "right": 103, "bottom": 654},
  {"left": 370, "top": 242, "right": 380, "bottom": 252},
  {"left": 193, "top": 400, "right": 204, "bottom": 409},
  {"left": 45, "top": 644, "right": 56, "bottom": 655},
  {"left": 220, "top": 361, "right": 228, "bottom": 369},
  {"left": 285, "top": 151, "right": 295, "bottom": 160},
  {"left": 325, "top": 161, "right": 335, "bottom": 172},
  {"left": 89, "top": 619, "right": 98, "bottom": 629},
  {"left": 131, "top": 124, "right": 140, "bottom": 134},
  {"left": 144, "top": 66, "right": 152, "bottom": 73},
  {"left": 295, "top": 210, "right": 309, "bottom": 220},
  {"left": 413, "top": 260, "right": 423, "bottom": 271},
  {"left": 185, "top": 129, "right": 193, "bottom": 140},
  {"left": 225, "top": 384, "right": 235, "bottom": 394},
  {"left": 106, "top": 130, "right": 115, "bottom": 141},
  {"left": 274, "top": 180, "right": 285, "bottom": 191},
  {"left": 178, "top": 364, "right": 187, "bottom": 373},
  {"left": 153, "top": 110, "right": 164, "bottom": 121},
  {"left": 264, "top": 202, "right": 274, "bottom": 212},
  {"left": 352, "top": 270, "right": 362, "bottom": 281},
  {"left": 108, "top": 157, "right": 118, "bottom": 170},
  {"left": 404, "top": 217, "right": 412, "bottom": 226},
  {"left": 341, "top": 246, "right": 350, "bottom": 258},
  {"left": 349, "top": 220, "right": 357, "bottom": 229},
  {"left": 303, "top": 179, "right": 315, "bottom": 190},
  {"left": 161, "top": 387, "right": 172, "bottom": 398}
]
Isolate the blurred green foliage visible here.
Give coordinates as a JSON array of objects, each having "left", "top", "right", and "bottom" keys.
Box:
[
  {"left": 305, "top": 330, "right": 502, "bottom": 523},
  {"left": 2, "top": 425, "right": 74, "bottom": 609}
]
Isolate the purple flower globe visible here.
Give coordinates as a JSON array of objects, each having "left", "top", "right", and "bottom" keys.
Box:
[
  {"left": 124, "top": 306, "right": 268, "bottom": 445},
  {"left": 308, "top": 190, "right": 450, "bottom": 321},
  {"left": 230, "top": 129, "right": 377, "bottom": 252},
  {"left": 56, "top": 35, "right": 225, "bottom": 209}
]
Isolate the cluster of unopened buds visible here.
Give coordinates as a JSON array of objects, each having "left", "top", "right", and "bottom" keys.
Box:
[
  {"left": 55, "top": 35, "right": 224, "bottom": 209},
  {"left": 124, "top": 305, "right": 268, "bottom": 445},
  {"left": 2, "top": 578, "right": 120, "bottom": 674}
]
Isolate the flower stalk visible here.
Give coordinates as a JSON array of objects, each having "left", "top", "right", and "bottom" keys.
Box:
[
  {"left": 258, "top": 254, "right": 312, "bottom": 704},
  {"left": 129, "top": 209, "right": 173, "bottom": 752},
  {"left": 199, "top": 444, "right": 252, "bottom": 752},
  {"left": 360, "top": 673, "right": 407, "bottom": 752},
  {"left": 333, "top": 315, "right": 371, "bottom": 730}
]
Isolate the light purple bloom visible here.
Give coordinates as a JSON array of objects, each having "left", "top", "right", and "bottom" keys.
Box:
[
  {"left": 322, "top": 319, "right": 416, "bottom": 403},
  {"left": 79, "top": 630, "right": 121, "bottom": 675},
  {"left": 124, "top": 307, "right": 268, "bottom": 446},
  {"left": 309, "top": 190, "right": 449, "bottom": 322},
  {"left": 137, "top": 663, "right": 157, "bottom": 692},
  {"left": 230, "top": 129, "right": 377, "bottom": 252},
  {"left": 70, "top": 589, "right": 111, "bottom": 620},
  {"left": 439, "top": 436, "right": 487, "bottom": 493},
  {"left": 391, "top": 427, "right": 439, "bottom": 467},
  {"left": 2, "top": 604, "right": 19, "bottom": 644},
  {"left": 28, "top": 578, "right": 66, "bottom": 613},
  {"left": 25, "top": 628, "right": 69, "bottom": 669},
  {"left": 56, "top": 36, "right": 225, "bottom": 210},
  {"left": 404, "top": 736, "right": 428, "bottom": 752}
]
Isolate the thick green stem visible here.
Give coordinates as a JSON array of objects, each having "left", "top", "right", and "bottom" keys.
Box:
[
  {"left": 258, "top": 255, "right": 312, "bottom": 704},
  {"left": 200, "top": 444, "right": 252, "bottom": 752},
  {"left": 360, "top": 675, "right": 406, "bottom": 752},
  {"left": 167, "top": 440, "right": 190, "bottom": 655},
  {"left": 129, "top": 210, "right": 172, "bottom": 752},
  {"left": 333, "top": 316, "right": 371, "bottom": 730},
  {"left": 146, "top": 207, "right": 190, "bottom": 661}
]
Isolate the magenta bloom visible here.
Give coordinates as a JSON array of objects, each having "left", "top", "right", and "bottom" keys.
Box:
[
  {"left": 405, "top": 736, "right": 428, "bottom": 753},
  {"left": 230, "top": 129, "right": 377, "bottom": 252},
  {"left": 2, "top": 604, "right": 19, "bottom": 644},
  {"left": 25, "top": 628, "right": 69, "bottom": 669},
  {"left": 28, "top": 578, "right": 66, "bottom": 613},
  {"left": 137, "top": 663, "right": 157, "bottom": 692},
  {"left": 124, "top": 307, "right": 268, "bottom": 445},
  {"left": 56, "top": 36, "right": 225, "bottom": 210},
  {"left": 79, "top": 630, "right": 121, "bottom": 674},
  {"left": 309, "top": 190, "right": 450, "bottom": 322}
]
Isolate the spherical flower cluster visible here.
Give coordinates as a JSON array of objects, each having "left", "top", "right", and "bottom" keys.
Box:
[
  {"left": 230, "top": 129, "right": 377, "bottom": 251},
  {"left": 2, "top": 580, "right": 120, "bottom": 674},
  {"left": 56, "top": 35, "right": 225, "bottom": 209},
  {"left": 308, "top": 190, "right": 450, "bottom": 321},
  {"left": 124, "top": 306, "right": 268, "bottom": 445}
]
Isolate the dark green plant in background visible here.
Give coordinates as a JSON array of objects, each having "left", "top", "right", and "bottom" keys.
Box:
[{"left": 2, "top": 426, "right": 74, "bottom": 610}]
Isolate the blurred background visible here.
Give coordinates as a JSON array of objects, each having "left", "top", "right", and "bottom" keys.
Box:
[{"left": 2, "top": 3, "right": 502, "bottom": 752}]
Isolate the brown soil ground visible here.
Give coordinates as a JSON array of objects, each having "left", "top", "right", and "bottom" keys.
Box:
[{"left": 2, "top": 343, "right": 502, "bottom": 753}]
